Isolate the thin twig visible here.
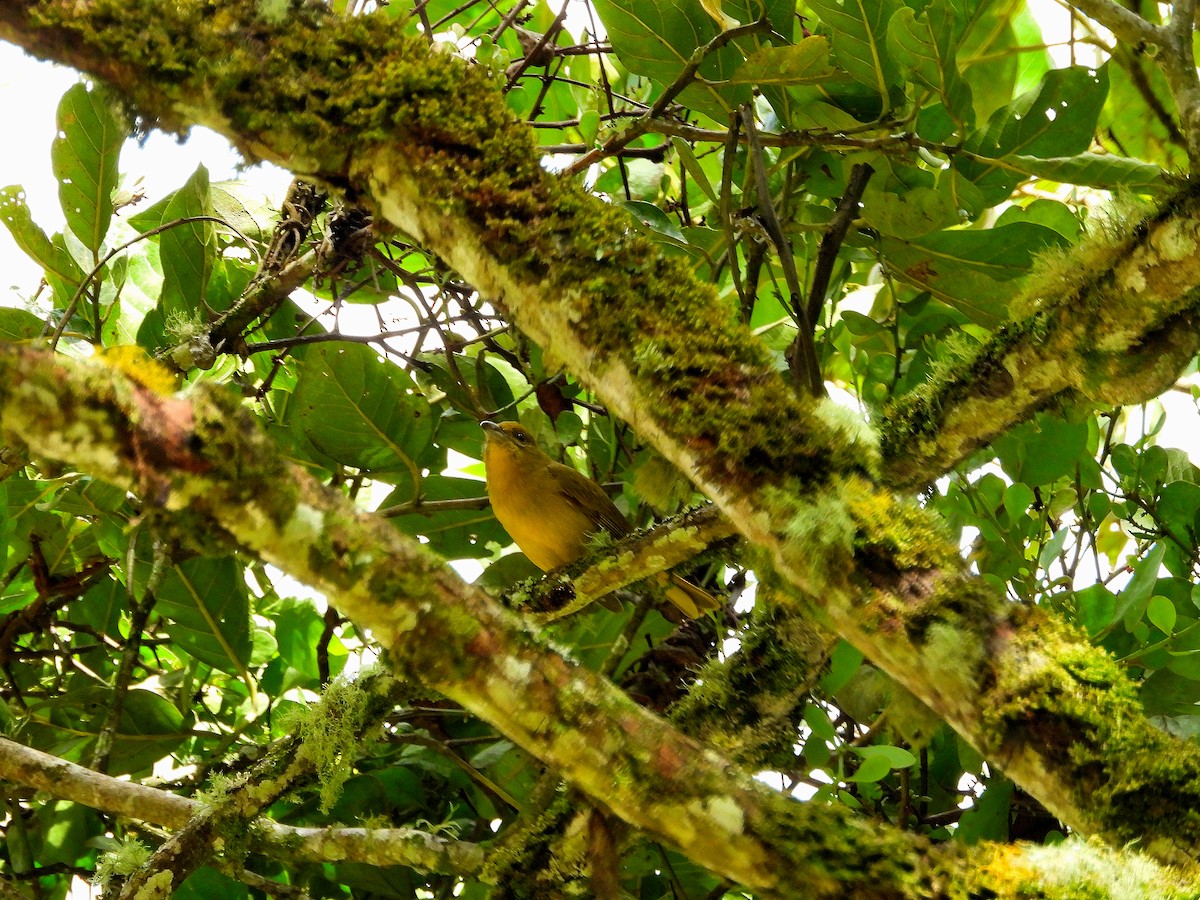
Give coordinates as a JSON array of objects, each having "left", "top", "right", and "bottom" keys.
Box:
[{"left": 562, "top": 18, "right": 770, "bottom": 177}]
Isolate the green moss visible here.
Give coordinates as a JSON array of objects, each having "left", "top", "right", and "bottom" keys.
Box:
[
  {"left": 93, "top": 838, "right": 152, "bottom": 888},
  {"left": 671, "top": 598, "right": 831, "bottom": 768},
  {"left": 977, "top": 610, "right": 1200, "bottom": 858},
  {"left": 999, "top": 837, "right": 1200, "bottom": 900}
]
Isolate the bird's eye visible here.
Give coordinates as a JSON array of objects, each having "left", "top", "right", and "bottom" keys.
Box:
[{"left": 513, "top": 430, "right": 527, "bottom": 443}]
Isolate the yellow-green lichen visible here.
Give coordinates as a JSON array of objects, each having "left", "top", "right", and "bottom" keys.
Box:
[
  {"left": 133, "top": 870, "right": 175, "bottom": 900},
  {"left": 296, "top": 671, "right": 378, "bottom": 813},
  {"left": 93, "top": 838, "right": 152, "bottom": 888}
]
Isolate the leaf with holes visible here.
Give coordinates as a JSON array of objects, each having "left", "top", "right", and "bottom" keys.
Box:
[{"left": 959, "top": 65, "right": 1110, "bottom": 202}]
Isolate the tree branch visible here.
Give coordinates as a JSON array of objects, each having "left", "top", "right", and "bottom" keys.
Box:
[
  {"left": 522, "top": 505, "right": 736, "bottom": 620},
  {"left": 0, "top": 344, "right": 949, "bottom": 895},
  {"left": 879, "top": 191, "right": 1200, "bottom": 488},
  {"left": 0, "top": 732, "right": 485, "bottom": 873}
]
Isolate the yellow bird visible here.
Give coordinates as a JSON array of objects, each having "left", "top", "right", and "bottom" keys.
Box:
[{"left": 481, "top": 420, "right": 718, "bottom": 617}]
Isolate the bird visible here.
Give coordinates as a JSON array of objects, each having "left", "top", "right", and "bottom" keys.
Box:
[{"left": 481, "top": 420, "right": 719, "bottom": 617}]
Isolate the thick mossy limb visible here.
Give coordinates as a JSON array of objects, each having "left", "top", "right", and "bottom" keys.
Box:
[{"left": 879, "top": 187, "right": 1200, "bottom": 489}]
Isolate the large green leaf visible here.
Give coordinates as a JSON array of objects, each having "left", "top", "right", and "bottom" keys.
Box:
[
  {"left": 993, "top": 414, "right": 1090, "bottom": 487},
  {"left": 0, "top": 308, "right": 47, "bottom": 341},
  {"left": 591, "top": 0, "right": 751, "bottom": 119},
  {"left": 959, "top": 65, "right": 1110, "bottom": 201},
  {"left": 287, "top": 341, "right": 434, "bottom": 480},
  {"left": 807, "top": 0, "right": 902, "bottom": 107},
  {"left": 728, "top": 37, "right": 835, "bottom": 86},
  {"left": 158, "top": 164, "right": 215, "bottom": 319},
  {"left": 51, "top": 83, "right": 126, "bottom": 256},
  {"left": 25, "top": 688, "right": 189, "bottom": 777},
  {"left": 385, "top": 475, "right": 509, "bottom": 560},
  {"left": 0, "top": 186, "right": 85, "bottom": 309},
  {"left": 955, "top": 0, "right": 1022, "bottom": 122},
  {"left": 887, "top": 0, "right": 973, "bottom": 124},
  {"left": 155, "top": 556, "right": 253, "bottom": 677},
  {"left": 880, "top": 222, "right": 1070, "bottom": 325},
  {"left": 1005, "top": 153, "right": 1168, "bottom": 194},
  {"left": 33, "top": 801, "right": 102, "bottom": 867}
]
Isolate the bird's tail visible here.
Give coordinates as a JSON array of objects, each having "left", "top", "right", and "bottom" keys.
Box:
[{"left": 662, "top": 572, "right": 720, "bottom": 618}]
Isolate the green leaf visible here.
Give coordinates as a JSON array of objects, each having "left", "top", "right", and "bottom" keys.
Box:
[
  {"left": 957, "top": 777, "right": 1013, "bottom": 843},
  {"left": 1148, "top": 595, "right": 1177, "bottom": 636},
  {"left": 820, "top": 639, "right": 865, "bottom": 694},
  {"left": 1003, "top": 482, "right": 1033, "bottom": 517},
  {"left": 881, "top": 222, "right": 1069, "bottom": 326},
  {"left": 672, "top": 137, "right": 719, "bottom": 204},
  {"left": 956, "top": 0, "right": 1025, "bottom": 122},
  {"left": 1115, "top": 543, "right": 1167, "bottom": 632},
  {"left": 804, "top": 702, "right": 837, "bottom": 742},
  {"left": 273, "top": 598, "right": 332, "bottom": 681},
  {"left": 386, "top": 475, "right": 509, "bottom": 559},
  {"left": 158, "top": 164, "right": 214, "bottom": 319},
  {"left": 0, "top": 308, "right": 46, "bottom": 341},
  {"left": 287, "top": 342, "right": 434, "bottom": 480},
  {"left": 51, "top": 83, "right": 126, "bottom": 255},
  {"left": 590, "top": 0, "right": 751, "bottom": 119},
  {"left": 807, "top": 0, "right": 902, "bottom": 103},
  {"left": 0, "top": 186, "right": 85, "bottom": 306},
  {"left": 595, "top": 159, "right": 663, "bottom": 201},
  {"left": 847, "top": 745, "right": 913, "bottom": 783},
  {"left": 1074, "top": 583, "right": 1115, "bottom": 636},
  {"left": 1140, "top": 667, "right": 1200, "bottom": 716},
  {"left": 1038, "top": 527, "right": 1070, "bottom": 569},
  {"left": 1005, "top": 153, "right": 1167, "bottom": 194},
  {"left": 1157, "top": 481, "right": 1200, "bottom": 541},
  {"left": 727, "top": 37, "right": 835, "bottom": 85},
  {"left": 860, "top": 184, "right": 961, "bottom": 238},
  {"left": 994, "top": 415, "right": 1089, "bottom": 487},
  {"left": 960, "top": 65, "right": 1110, "bottom": 202},
  {"left": 886, "top": 1, "right": 973, "bottom": 123},
  {"left": 156, "top": 556, "right": 253, "bottom": 677},
  {"left": 174, "top": 867, "right": 250, "bottom": 900}
]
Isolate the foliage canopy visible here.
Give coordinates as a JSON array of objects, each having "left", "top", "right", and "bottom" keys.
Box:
[{"left": 2, "top": 0, "right": 1200, "bottom": 897}]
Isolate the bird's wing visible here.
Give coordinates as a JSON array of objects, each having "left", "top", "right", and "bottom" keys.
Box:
[{"left": 551, "top": 461, "right": 631, "bottom": 537}]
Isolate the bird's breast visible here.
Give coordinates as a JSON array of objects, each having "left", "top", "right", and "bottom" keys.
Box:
[{"left": 486, "top": 457, "right": 594, "bottom": 570}]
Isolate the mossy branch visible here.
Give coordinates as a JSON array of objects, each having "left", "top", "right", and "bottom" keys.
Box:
[
  {"left": 879, "top": 190, "right": 1200, "bottom": 489},
  {"left": 519, "top": 505, "right": 736, "bottom": 621},
  {"left": 0, "top": 732, "right": 486, "bottom": 875}
]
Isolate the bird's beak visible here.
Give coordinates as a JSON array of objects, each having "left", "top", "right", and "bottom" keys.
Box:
[{"left": 481, "top": 420, "right": 500, "bottom": 433}]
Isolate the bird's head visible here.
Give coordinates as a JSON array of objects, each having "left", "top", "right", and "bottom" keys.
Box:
[{"left": 481, "top": 420, "right": 544, "bottom": 465}]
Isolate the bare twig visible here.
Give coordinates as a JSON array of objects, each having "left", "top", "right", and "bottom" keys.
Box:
[
  {"left": 90, "top": 538, "right": 166, "bottom": 773},
  {"left": 562, "top": 18, "right": 771, "bottom": 177}
]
